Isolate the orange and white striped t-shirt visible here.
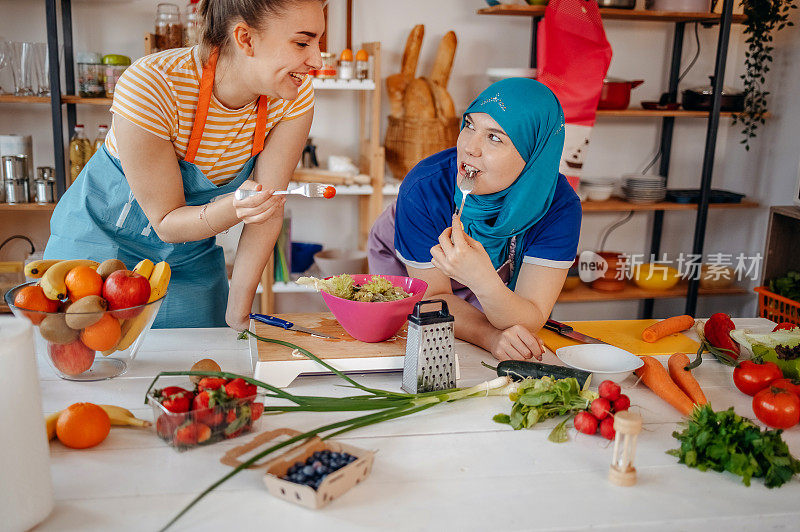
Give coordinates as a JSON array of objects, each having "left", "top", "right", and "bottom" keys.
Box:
[{"left": 106, "top": 46, "right": 314, "bottom": 185}]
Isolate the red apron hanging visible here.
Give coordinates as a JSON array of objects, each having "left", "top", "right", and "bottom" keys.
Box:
[{"left": 536, "top": 0, "right": 612, "bottom": 190}]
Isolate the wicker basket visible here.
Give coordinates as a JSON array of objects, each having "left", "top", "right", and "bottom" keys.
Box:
[{"left": 385, "top": 116, "right": 459, "bottom": 180}]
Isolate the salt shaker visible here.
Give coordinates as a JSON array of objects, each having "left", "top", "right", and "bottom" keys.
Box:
[{"left": 608, "top": 411, "right": 643, "bottom": 487}]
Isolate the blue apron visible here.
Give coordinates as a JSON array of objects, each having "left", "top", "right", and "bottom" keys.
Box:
[{"left": 45, "top": 49, "right": 269, "bottom": 328}]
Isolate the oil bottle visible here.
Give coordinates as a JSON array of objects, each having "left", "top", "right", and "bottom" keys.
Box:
[
  {"left": 68, "top": 124, "right": 91, "bottom": 186},
  {"left": 92, "top": 124, "right": 108, "bottom": 155}
]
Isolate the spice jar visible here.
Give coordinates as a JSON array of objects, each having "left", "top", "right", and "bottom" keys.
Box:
[
  {"left": 34, "top": 179, "right": 54, "bottom": 204},
  {"left": 355, "top": 49, "right": 369, "bottom": 81},
  {"left": 316, "top": 52, "right": 336, "bottom": 79},
  {"left": 155, "top": 3, "right": 184, "bottom": 51},
  {"left": 76, "top": 52, "right": 104, "bottom": 98},
  {"left": 338, "top": 49, "right": 354, "bottom": 80},
  {"left": 102, "top": 54, "right": 131, "bottom": 97}
]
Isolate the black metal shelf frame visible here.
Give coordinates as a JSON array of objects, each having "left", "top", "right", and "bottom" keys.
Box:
[{"left": 524, "top": 0, "right": 737, "bottom": 316}]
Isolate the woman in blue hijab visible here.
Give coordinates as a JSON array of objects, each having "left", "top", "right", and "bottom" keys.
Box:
[{"left": 368, "top": 78, "right": 581, "bottom": 361}]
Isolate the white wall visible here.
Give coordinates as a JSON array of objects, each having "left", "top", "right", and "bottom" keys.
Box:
[{"left": 1, "top": 0, "right": 797, "bottom": 318}]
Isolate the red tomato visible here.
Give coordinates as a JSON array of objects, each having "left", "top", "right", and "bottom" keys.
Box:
[
  {"left": 753, "top": 386, "right": 800, "bottom": 429},
  {"left": 732, "top": 360, "right": 783, "bottom": 396},
  {"left": 771, "top": 378, "right": 800, "bottom": 399},
  {"left": 323, "top": 186, "right": 336, "bottom": 199},
  {"left": 773, "top": 322, "right": 799, "bottom": 332}
]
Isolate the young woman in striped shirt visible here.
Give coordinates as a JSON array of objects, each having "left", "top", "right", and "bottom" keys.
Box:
[{"left": 45, "top": 0, "right": 324, "bottom": 329}]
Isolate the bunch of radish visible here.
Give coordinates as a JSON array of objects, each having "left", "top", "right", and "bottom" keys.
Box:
[{"left": 573, "top": 380, "right": 630, "bottom": 440}]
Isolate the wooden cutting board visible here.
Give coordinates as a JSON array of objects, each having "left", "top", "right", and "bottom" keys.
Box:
[
  {"left": 539, "top": 319, "right": 700, "bottom": 357},
  {"left": 254, "top": 313, "right": 407, "bottom": 362}
]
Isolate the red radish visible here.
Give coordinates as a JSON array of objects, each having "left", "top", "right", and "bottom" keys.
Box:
[
  {"left": 599, "top": 416, "right": 616, "bottom": 440},
  {"left": 599, "top": 380, "right": 621, "bottom": 401},
  {"left": 590, "top": 398, "right": 612, "bottom": 420},
  {"left": 574, "top": 411, "right": 599, "bottom": 435},
  {"left": 613, "top": 394, "right": 631, "bottom": 412}
]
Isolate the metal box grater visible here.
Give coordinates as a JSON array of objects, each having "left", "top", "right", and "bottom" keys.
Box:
[{"left": 402, "top": 300, "right": 456, "bottom": 394}]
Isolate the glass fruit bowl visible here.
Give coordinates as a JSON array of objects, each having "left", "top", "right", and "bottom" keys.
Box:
[{"left": 4, "top": 281, "right": 166, "bottom": 381}]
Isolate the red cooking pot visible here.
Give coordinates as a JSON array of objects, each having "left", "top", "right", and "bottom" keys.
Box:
[{"left": 598, "top": 78, "right": 644, "bottom": 110}]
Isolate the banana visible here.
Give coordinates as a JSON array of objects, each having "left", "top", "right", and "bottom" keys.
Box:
[
  {"left": 133, "top": 258, "right": 155, "bottom": 280},
  {"left": 24, "top": 259, "right": 63, "bottom": 279},
  {"left": 106, "top": 261, "right": 171, "bottom": 354},
  {"left": 147, "top": 261, "right": 171, "bottom": 303},
  {"left": 39, "top": 259, "right": 100, "bottom": 300},
  {"left": 45, "top": 404, "right": 151, "bottom": 440}
]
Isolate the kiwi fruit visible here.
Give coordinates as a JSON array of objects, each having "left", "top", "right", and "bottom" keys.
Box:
[
  {"left": 190, "top": 358, "right": 222, "bottom": 384},
  {"left": 65, "top": 295, "right": 108, "bottom": 329},
  {"left": 96, "top": 258, "right": 127, "bottom": 280},
  {"left": 40, "top": 314, "right": 80, "bottom": 345}
]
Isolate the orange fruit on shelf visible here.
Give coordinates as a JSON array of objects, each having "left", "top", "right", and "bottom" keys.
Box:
[
  {"left": 13, "top": 284, "right": 59, "bottom": 325},
  {"left": 65, "top": 266, "right": 103, "bottom": 301},
  {"left": 56, "top": 402, "right": 111, "bottom": 449},
  {"left": 79, "top": 313, "right": 121, "bottom": 351}
]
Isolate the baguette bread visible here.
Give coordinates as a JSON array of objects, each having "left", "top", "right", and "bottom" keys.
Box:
[
  {"left": 401, "top": 24, "right": 425, "bottom": 80},
  {"left": 386, "top": 73, "right": 410, "bottom": 118},
  {"left": 403, "top": 77, "right": 436, "bottom": 119},
  {"left": 426, "top": 78, "right": 457, "bottom": 119},
  {"left": 430, "top": 31, "right": 457, "bottom": 89}
]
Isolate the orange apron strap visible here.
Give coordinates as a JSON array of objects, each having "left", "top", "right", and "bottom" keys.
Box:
[
  {"left": 251, "top": 96, "right": 268, "bottom": 157},
  {"left": 184, "top": 50, "right": 218, "bottom": 164}
]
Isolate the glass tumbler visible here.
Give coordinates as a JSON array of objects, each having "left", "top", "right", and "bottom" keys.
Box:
[
  {"left": 11, "top": 42, "right": 35, "bottom": 96},
  {"left": 0, "top": 42, "right": 12, "bottom": 95},
  {"left": 32, "top": 43, "right": 49, "bottom": 97}
]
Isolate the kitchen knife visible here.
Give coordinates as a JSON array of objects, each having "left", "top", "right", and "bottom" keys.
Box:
[
  {"left": 544, "top": 319, "right": 608, "bottom": 345},
  {"left": 249, "top": 313, "right": 339, "bottom": 339}
]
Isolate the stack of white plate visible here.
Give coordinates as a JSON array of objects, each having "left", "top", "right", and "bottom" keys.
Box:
[{"left": 622, "top": 175, "right": 666, "bottom": 204}]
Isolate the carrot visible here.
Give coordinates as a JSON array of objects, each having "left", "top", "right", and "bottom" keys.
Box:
[
  {"left": 668, "top": 353, "right": 708, "bottom": 406},
  {"left": 635, "top": 356, "right": 695, "bottom": 416},
  {"left": 641, "top": 315, "right": 695, "bottom": 343}
]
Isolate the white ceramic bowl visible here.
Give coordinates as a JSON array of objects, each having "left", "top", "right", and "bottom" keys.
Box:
[
  {"left": 486, "top": 67, "right": 538, "bottom": 83},
  {"left": 555, "top": 344, "right": 644, "bottom": 383},
  {"left": 313, "top": 249, "right": 368, "bottom": 277},
  {"left": 582, "top": 184, "right": 614, "bottom": 202}
]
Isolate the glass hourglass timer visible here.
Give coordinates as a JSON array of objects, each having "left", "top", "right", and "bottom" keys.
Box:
[{"left": 608, "top": 411, "right": 643, "bottom": 487}]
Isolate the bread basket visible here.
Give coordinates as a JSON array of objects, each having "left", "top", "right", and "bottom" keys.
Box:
[{"left": 385, "top": 115, "right": 459, "bottom": 180}]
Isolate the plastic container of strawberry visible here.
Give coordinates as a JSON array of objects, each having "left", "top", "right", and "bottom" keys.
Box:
[{"left": 147, "top": 385, "right": 264, "bottom": 452}]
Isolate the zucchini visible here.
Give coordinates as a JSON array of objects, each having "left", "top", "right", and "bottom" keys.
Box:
[{"left": 483, "top": 360, "right": 592, "bottom": 387}]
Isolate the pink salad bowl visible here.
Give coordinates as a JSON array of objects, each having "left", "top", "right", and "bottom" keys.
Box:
[{"left": 319, "top": 274, "right": 428, "bottom": 343}]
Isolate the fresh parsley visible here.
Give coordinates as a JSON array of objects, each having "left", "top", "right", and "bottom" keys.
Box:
[{"left": 667, "top": 404, "right": 800, "bottom": 488}]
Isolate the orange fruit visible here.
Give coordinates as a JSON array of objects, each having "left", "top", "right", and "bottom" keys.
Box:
[
  {"left": 65, "top": 266, "right": 103, "bottom": 301},
  {"left": 79, "top": 313, "right": 121, "bottom": 351},
  {"left": 13, "top": 284, "right": 59, "bottom": 325},
  {"left": 56, "top": 402, "right": 111, "bottom": 449}
]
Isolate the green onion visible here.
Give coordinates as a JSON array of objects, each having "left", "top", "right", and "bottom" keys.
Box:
[{"left": 154, "top": 329, "right": 515, "bottom": 531}]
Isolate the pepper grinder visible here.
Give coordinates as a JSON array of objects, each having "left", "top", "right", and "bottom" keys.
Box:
[{"left": 608, "top": 411, "right": 643, "bottom": 487}]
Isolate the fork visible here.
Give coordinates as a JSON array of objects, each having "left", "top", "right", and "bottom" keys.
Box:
[
  {"left": 234, "top": 183, "right": 334, "bottom": 200},
  {"left": 454, "top": 170, "right": 476, "bottom": 217}
]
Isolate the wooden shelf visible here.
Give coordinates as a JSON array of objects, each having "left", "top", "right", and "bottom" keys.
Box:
[
  {"left": 477, "top": 5, "right": 746, "bottom": 24},
  {"left": 61, "top": 95, "right": 114, "bottom": 106},
  {"left": 581, "top": 198, "right": 759, "bottom": 212},
  {"left": 558, "top": 281, "right": 748, "bottom": 303},
  {"left": 0, "top": 95, "right": 51, "bottom": 104},
  {"left": 597, "top": 108, "right": 769, "bottom": 118},
  {"left": 0, "top": 203, "right": 56, "bottom": 212}
]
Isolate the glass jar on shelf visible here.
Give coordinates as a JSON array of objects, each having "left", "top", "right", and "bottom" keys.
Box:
[
  {"left": 102, "top": 54, "right": 131, "bottom": 97},
  {"left": 76, "top": 52, "right": 104, "bottom": 98},
  {"left": 184, "top": 0, "right": 201, "bottom": 46},
  {"left": 316, "top": 52, "right": 336, "bottom": 79},
  {"left": 155, "top": 3, "right": 184, "bottom": 51}
]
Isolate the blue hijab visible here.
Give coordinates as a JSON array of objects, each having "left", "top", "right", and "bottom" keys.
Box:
[{"left": 456, "top": 78, "right": 565, "bottom": 290}]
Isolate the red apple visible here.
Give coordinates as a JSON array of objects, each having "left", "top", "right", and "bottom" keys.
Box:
[
  {"left": 48, "top": 339, "right": 95, "bottom": 376},
  {"left": 102, "top": 270, "right": 151, "bottom": 319}
]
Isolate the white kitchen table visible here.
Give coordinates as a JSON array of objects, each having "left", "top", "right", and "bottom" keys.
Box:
[{"left": 33, "top": 317, "right": 800, "bottom": 532}]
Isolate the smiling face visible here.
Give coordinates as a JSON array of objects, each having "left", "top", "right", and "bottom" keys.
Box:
[
  {"left": 245, "top": 0, "right": 325, "bottom": 100},
  {"left": 456, "top": 112, "right": 526, "bottom": 195}
]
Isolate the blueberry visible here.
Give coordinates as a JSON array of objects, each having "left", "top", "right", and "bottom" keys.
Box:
[
  {"left": 294, "top": 473, "right": 306, "bottom": 483},
  {"left": 301, "top": 465, "right": 313, "bottom": 476},
  {"left": 347, "top": 455, "right": 357, "bottom": 463}
]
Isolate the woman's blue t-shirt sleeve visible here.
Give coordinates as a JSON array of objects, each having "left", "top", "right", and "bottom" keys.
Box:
[{"left": 521, "top": 175, "right": 582, "bottom": 269}]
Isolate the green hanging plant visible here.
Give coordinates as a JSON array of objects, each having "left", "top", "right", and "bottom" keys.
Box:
[{"left": 733, "top": 0, "right": 796, "bottom": 150}]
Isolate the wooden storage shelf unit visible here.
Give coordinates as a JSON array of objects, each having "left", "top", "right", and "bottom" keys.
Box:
[
  {"left": 597, "top": 108, "right": 770, "bottom": 118},
  {"left": 558, "top": 282, "right": 748, "bottom": 303},
  {"left": 581, "top": 198, "right": 758, "bottom": 212},
  {"left": 0, "top": 95, "right": 52, "bottom": 104},
  {"left": 476, "top": 5, "right": 746, "bottom": 23},
  {"left": 0, "top": 204, "right": 57, "bottom": 212}
]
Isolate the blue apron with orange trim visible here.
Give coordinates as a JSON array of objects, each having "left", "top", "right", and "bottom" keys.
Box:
[{"left": 45, "top": 51, "right": 269, "bottom": 328}]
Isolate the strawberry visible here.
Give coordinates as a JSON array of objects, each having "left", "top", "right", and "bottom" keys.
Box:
[
  {"left": 159, "top": 386, "right": 191, "bottom": 398},
  {"left": 156, "top": 413, "right": 183, "bottom": 440},
  {"left": 225, "top": 378, "right": 257, "bottom": 399},
  {"left": 198, "top": 377, "right": 227, "bottom": 392},
  {"left": 162, "top": 393, "right": 192, "bottom": 413},
  {"left": 226, "top": 408, "right": 237, "bottom": 424},
  {"left": 251, "top": 402, "right": 264, "bottom": 421},
  {"left": 175, "top": 422, "right": 211, "bottom": 446},
  {"left": 192, "top": 389, "right": 227, "bottom": 426}
]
